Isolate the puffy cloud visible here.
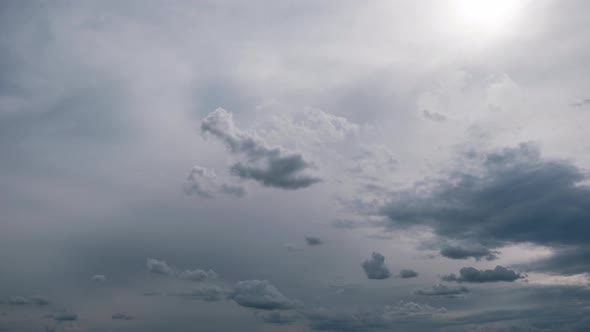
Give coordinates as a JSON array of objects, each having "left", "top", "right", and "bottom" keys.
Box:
[
  {"left": 414, "top": 284, "right": 470, "bottom": 297},
  {"left": 90, "top": 274, "right": 106, "bottom": 282},
  {"left": 183, "top": 165, "right": 245, "bottom": 198},
  {"left": 146, "top": 258, "right": 176, "bottom": 275},
  {"left": 171, "top": 284, "right": 226, "bottom": 302},
  {"left": 229, "top": 280, "right": 297, "bottom": 310},
  {"left": 442, "top": 266, "right": 524, "bottom": 283},
  {"left": 362, "top": 252, "right": 391, "bottom": 280},
  {"left": 381, "top": 143, "right": 590, "bottom": 274},
  {"left": 112, "top": 313, "right": 133, "bottom": 320},
  {"left": 398, "top": 269, "right": 419, "bottom": 279},
  {"left": 440, "top": 245, "right": 499, "bottom": 261},
  {"left": 201, "top": 108, "right": 320, "bottom": 190},
  {"left": 305, "top": 236, "right": 323, "bottom": 246},
  {"left": 422, "top": 110, "right": 447, "bottom": 122}
]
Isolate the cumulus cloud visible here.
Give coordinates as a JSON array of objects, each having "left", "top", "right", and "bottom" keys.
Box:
[
  {"left": 146, "top": 258, "right": 217, "bottom": 282},
  {"left": 362, "top": 252, "right": 391, "bottom": 280},
  {"left": 414, "top": 284, "right": 470, "bottom": 297},
  {"left": 229, "top": 280, "right": 297, "bottom": 310},
  {"left": 201, "top": 108, "right": 320, "bottom": 190},
  {"left": 398, "top": 269, "right": 419, "bottom": 279},
  {"left": 112, "top": 313, "right": 133, "bottom": 320},
  {"left": 183, "top": 165, "right": 245, "bottom": 198},
  {"left": 381, "top": 143, "right": 590, "bottom": 275},
  {"left": 442, "top": 266, "right": 524, "bottom": 283},
  {"left": 305, "top": 236, "right": 323, "bottom": 246},
  {"left": 90, "top": 274, "right": 106, "bottom": 282},
  {"left": 422, "top": 110, "right": 447, "bottom": 122},
  {"left": 171, "top": 284, "right": 226, "bottom": 302},
  {"left": 440, "top": 245, "right": 499, "bottom": 261}
]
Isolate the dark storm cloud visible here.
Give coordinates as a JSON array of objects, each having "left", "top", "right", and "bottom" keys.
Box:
[
  {"left": 228, "top": 280, "right": 297, "bottom": 310},
  {"left": 399, "top": 269, "right": 419, "bottom": 278},
  {"left": 440, "top": 245, "right": 498, "bottom": 261},
  {"left": 570, "top": 98, "right": 590, "bottom": 107},
  {"left": 414, "top": 284, "right": 469, "bottom": 297},
  {"left": 305, "top": 236, "right": 323, "bottom": 246},
  {"left": 362, "top": 252, "right": 391, "bottom": 280},
  {"left": 442, "top": 266, "right": 524, "bottom": 283},
  {"left": 422, "top": 110, "right": 447, "bottom": 122},
  {"left": 201, "top": 108, "right": 320, "bottom": 190},
  {"left": 381, "top": 143, "right": 590, "bottom": 274},
  {"left": 516, "top": 246, "right": 590, "bottom": 275}
]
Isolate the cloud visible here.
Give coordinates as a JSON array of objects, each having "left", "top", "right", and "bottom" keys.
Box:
[
  {"left": 442, "top": 266, "right": 524, "bottom": 283},
  {"left": 255, "top": 310, "right": 300, "bottom": 325},
  {"left": 201, "top": 108, "right": 320, "bottom": 190},
  {"left": 54, "top": 313, "right": 77, "bottom": 321},
  {"left": 571, "top": 98, "right": 590, "bottom": 107},
  {"left": 183, "top": 165, "right": 246, "bottom": 198},
  {"left": 398, "top": 269, "right": 419, "bottom": 279},
  {"left": 305, "top": 236, "right": 323, "bottom": 246},
  {"left": 440, "top": 245, "right": 499, "bottom": 261},
  {"left": 228, "top": 280, "right": 297, "bottom": 310},
  {"left": 112, "top": 313, "right": 133, "bottom": 320},
  {"left": 171, "top": 284, "right": 226, "bottom": 302},
  {"left": 146, "top": 258, "right": 217, "bottom": 282},
  {"left": 362, "top": 252, "right": 391, "bottom": 280},
  {"left": 422, "top": 110, "right": 447, "bottom": 122},
  {"left": 146, "top": 258, "right": 176, "bottom": 275},
  {"left": 90, "top": 274, "right": 106, "bottom": 282},
  {"left": 381, "top": 143, "right": 590, "bottom": 274},
  {"left": 414, "top": 284, "right": 470, "bottom": 297},
  {"left": 7, "top": 296, "right": 49, "bottom": 306}
]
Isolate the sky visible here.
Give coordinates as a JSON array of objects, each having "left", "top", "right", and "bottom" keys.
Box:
[{"left": 1, "top": 0, "right": 590, "bottom": 331}]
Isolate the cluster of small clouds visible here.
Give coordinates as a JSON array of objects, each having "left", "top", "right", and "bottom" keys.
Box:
[{"left": 146, "top": 258, "right": 217, "bottom": 282}]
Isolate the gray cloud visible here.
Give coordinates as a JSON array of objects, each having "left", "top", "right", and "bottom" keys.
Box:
[
  {"left": 179, "top": 269, "right": 217, "bottom": 282},
  {"left": 183, "top": 165, "right": 246, "bottom": 199},
  {"left": 255, "top": 310, "right": 300, "bottom": 325},
  {"left": 305, "top": 236, "right": 323, "bottom": 246},
  {"left": 201, "top": 108, "right": 320, "bottom": 190},
  {"left": 440, "top": 245, "right": 499, "bottom": 261},
  {"left": 171, "top": 284, "right": 226, "bottom": 302},
  {"left": 362, "top": 252, "right": 391, "bottom": 280},
  {"left": 422, "top": 110, "right": 447, "bottom": 122},
  {"left": 399, "top": 269, "right": 419, "bottom": 279},
  {"left": 442, "top": 266, "right": 524, "bottom": 283},
  {"left": 414, "top": 284, "right": 470, "bottom": 297},
  {"left": 90, "top": 274, "right": 106, "bottom": 282},
  {"left": 571, "top": 98, "right": 590, "bottom": 107},
  {"left": 146, "top": 258, "right": 176, "bottom": 276},
  {"left": 112, "top": 313, "right": 133, "bottom": 320},
  {"left": 54, "top": 313, "right": 77, "bottom": 321},
  {"left": 146, "top": 258, "right": 217, "bottom": 282},
  {"left": 381, "top": 143, "right": 590, "bottom": 274},
  {"left": 228, "top": 280, "right": 297, "bottom": 310},
  {"left": 7, "top": 296, "right": 49, "bottom": 306}
]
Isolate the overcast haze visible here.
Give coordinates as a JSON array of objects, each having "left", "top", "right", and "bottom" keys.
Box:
[{"left": 1, "top": 1, "right": 590, "bottom": 331}]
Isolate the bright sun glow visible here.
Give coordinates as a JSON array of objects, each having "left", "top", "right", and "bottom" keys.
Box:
[{"left": 452, "top": 0, "right": 526, "bottom": 35}]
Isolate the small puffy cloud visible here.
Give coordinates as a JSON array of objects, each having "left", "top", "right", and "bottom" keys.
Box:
[
  {"left": 172, "top": 284, "right": 226, "bottom": 302},
  {"left": 183, "top": 165, "right": 245, "bottom": 199},
  {"left": 414, "top": 284, "right": 470, "bottom": 297},
  {"left": 440, "top": 245, "right": 498, "bottom": 261},
  {"left": 305, "top": 236, "right": 323, "bottom": 246},
  {"left": 422, "top": 110, "right": 447, "bottom": 122},
  {"left": 146, "top": 258, "right": 176, "bottom": 275},
  {"left": 442, "top": 266, "right": 524, "bottom": 283},
  {"left": 179, "top": 269, "right": 217, "bottom": 282},
  {"left": 54, "top": 313, "right": 77, "bottom": 321},
  {"left": 362, "top": 252, "right": 391, "bottom": 280},
  {"left": 398, "top": 269, "right": 419, "bottom": 279},
  {"left": 201, "top": 108, "right": 320, "bottom": 190},
  {"left": 112, "top": 313, "right": 133, "bottom": 320},
  {"left": 90, "top": 274, "right": 106, "bottom": 282},
  {"left": 229, "top": 280, "right": 297, "bottom": 310}
]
